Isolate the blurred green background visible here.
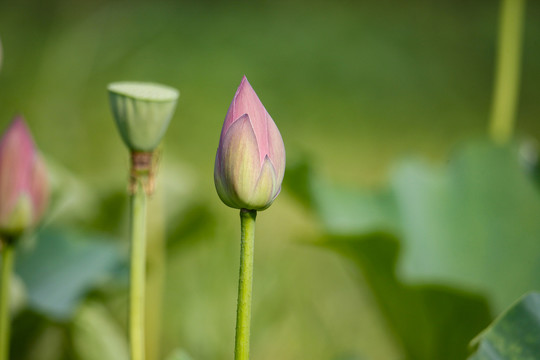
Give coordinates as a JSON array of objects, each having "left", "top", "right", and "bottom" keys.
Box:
[{"left": 1, "top": 0, "right": 540, "bottom": 359}]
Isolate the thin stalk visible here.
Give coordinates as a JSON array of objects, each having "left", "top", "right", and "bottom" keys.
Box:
[
  {"left": 234, "top": 209, "right": 257, "bottom": 360},
  {"left": 145, "top": 187, "right": 165, "bottom": 360},
  {"left": 0, "top": 242, "right": 15, "bottom": 360},
  {"left": 489, "top": 0, "right": 527, "bottom": 143},
  {"left": 129, "top": 179, "right": 147, "bottom": 360}
]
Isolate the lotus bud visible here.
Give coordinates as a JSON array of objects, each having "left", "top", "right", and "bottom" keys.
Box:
[
  {"left": 0, "top": 116, "right": 49, "bottom": 237},
  {"left": 214, "top": 76, "right": 286, "bottom": 211},
  {"left": 108, "top": 82, "right": 179, "bottom": 152}
]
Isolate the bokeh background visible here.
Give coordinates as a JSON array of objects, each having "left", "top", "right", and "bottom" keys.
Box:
[{"left": 1, "top": 0, "right": 540, "bottom": 359}]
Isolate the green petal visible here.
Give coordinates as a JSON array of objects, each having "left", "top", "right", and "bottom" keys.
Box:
[
  {"left": 214, "top": 152, "right": 240, "bottom": 208},
  {"left": 247, "top": 156, "right": 278, "bottom": 210},
  {"left": 2, "top": 193, "right": 33, "bottom": 235},
  {"left": 220, "top": 115, "right": 260, "bottom": 208}
]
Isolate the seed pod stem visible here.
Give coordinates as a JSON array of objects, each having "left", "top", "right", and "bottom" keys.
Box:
[{"left": 129, "top": 179, "right": 148, "bottom": 360}]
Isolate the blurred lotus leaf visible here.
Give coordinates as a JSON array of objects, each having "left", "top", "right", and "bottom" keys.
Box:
[
  {"left": 287, "top": 140, "right": 540, "bottom": 311},
  {"left": 44, "top": 157, "right": 101, "bottom": 226},
  {"left": 71, "top": 301, "right": 129, "bottom": 360},
  {"left": 468, "top": 292, "right": 540, "bottom": 360},
  {"left": 164, "top": 349, "right": 194, "bottom": 360},
  {"left": 285, "top": 139, "right": 540, "bottom": 359},
  {"left": 15, "top": 227, "right": 123, "bottom": 320},
  {"left": 322, "top": 233, "right": 490, "bottom": 360},
  {"left": 8, "top": 274, "right": 27, "bottom": 316},
  {"left": 389, "top": 141, "right": 540, "bottom": 313}
]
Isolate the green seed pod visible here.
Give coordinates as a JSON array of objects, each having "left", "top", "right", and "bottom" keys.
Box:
[{"left": 108, "top": 82, "right": 179, "bottom": 152}]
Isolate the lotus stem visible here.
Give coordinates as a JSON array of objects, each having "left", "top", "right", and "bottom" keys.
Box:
[
  {"left": 234, "top": 209, "right": 257, "bottom": 360},
  {"left": 129, "top": 178, "right": 148, "bottom": 360},
  {"left": 0, "top": 241, "right": 15, "bottom": 360},
  {"left": 489, "top": 0, "right": 526, "bottom": 143},
  {"left": 145, "top": 188, "right": 166, "bottom": 360}
]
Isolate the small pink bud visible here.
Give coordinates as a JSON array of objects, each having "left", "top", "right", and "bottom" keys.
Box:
[
  {"left": 0, "top": 116, "right": 49, "bottom": 236},
  {"left": 214, "top": 76, "right": 286, "bottom": 211}
]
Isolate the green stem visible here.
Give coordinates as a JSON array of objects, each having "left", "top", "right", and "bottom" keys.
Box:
[
  {"left": 0, "top": 242, "right": 15, "bottom": 360},
  {"left": 489, "top": 0, "right": 526, "bottom": 143},
  {"left": 234, "top": 209, "right": 257, "bottom": 360},
  {"left": 145, "top": 187, "right": 166, "bottom": 360},
  {"left": 129, "top": 180, "right": 147, "bottom": 360}
]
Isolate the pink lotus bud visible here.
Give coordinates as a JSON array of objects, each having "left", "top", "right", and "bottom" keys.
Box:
[
  {"left": 214, "top": 76, "right": 286, "bottom": 211},
  {"left": 0, "top": 116, "right": 49, "bottom": 236}
]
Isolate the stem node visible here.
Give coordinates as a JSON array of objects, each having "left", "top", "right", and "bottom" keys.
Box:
[{"left": 130, "top": 151, "right": 159, "bottom": 196}]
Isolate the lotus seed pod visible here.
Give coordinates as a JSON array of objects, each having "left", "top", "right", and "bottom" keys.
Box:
[{"left": 108, "top": 82, "right": 179, "bottom": 152}]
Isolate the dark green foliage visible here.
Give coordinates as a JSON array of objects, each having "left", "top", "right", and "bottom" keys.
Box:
[
  {"left": 469, "top": 292, "right": 540, "bottom": 360},
  {"left": 326, "top": 234, "right": 490, "bottom": 360}
]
